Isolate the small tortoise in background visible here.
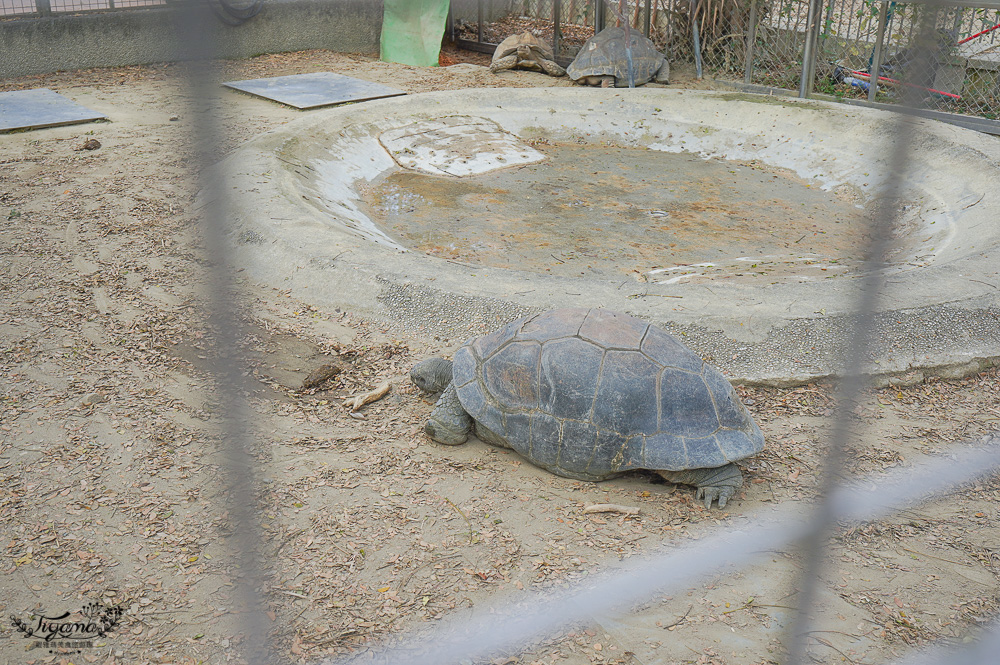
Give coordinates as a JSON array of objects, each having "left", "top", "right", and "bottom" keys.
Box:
[
  {"left": 490, "top": 32, "right": 566, "bottom": 77},
  {"left": 411, "top": 308, "right": 764, "bottom": 509},
  {"left": 567, "top": 26, "right": 670, "bottom": 87}
]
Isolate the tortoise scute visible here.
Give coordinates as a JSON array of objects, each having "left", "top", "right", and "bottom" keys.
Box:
[
  {"left": 700, "top": 435, "right": 733, "bottom": 468},
  {"left": 528, "top": 413, "right": 563, "bottom": 468},
  {"left": 451, "top": 346, "right": 478, "bottom": 388},
  {"left": 579, "top": 309, "right": 648, "bottom": 348},
  {"left": 592, "top": 350, "right": 659, "bottom": 435},
  {"left": 559, "top": 419, "right": 599, "bottom": 470},
  {"left": 641, "top": 432, "right": 690, "bottom": 471},
  {"left": 539, "top": 337, "right": 603, "bottom": 421},
  {"left": 658, "top": 368, "right": 718, "bottom": 439},
  {"left": 503, "top": 412, "right": 531, "bottom": 450},
  {"left": 458, "top": 377, "right": 488, "bottom": 421},
  {"left": 473, "top": 318, "right": 523, "bottom": 358},
  {"left": 715, "top": 427, "right": 762, "bottom": 461},
  {"left": 467, "top": 382, "right": 504, "bottom": 441},
  {"left": 520, "top": 307, "right": 588, "bottom": 341},
  {"left": 641, "top": 326, "right": 703, "bottom": 373},
  {"left": 703, "top": 368, "right": 753, "bottom": 430},
  {"left": 620, "top": 435, "right": 647, "bottom": 470},
  {"left": 482, "top": 340, "right": 541, "bottom": 410}
]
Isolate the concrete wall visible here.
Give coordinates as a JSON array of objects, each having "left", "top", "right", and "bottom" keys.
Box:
[{"left": 0, "top": 0, "right": 383, "bottom": 78}]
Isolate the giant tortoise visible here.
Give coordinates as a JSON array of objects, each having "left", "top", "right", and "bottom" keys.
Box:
[
  {"left": 567, "top": 26, "right": 670, "bottom": 87},
  {"left": 410, "top": 308, "right": 764, "bottom": 508}
]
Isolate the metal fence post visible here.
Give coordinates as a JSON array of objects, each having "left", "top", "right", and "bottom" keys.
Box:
[
  {"left": 477, "top": 0, "right": 484, "bottom": 46},
  {"left": 692, "top": 0, "right": 703, "bottom": 78},
  {"left": 744, "top": 0, "right": 759, "bottom": 84},
  {"left": 869, "top": 1, "right": 890, "bottom": 102},
  {"left": 553, "top": 0, "right": 562, "bottom": 61},
  {"left": 798, "top": 0, "right": 824, "bottom": 97},
  {"left": 35, "top": 0, "right": 51, "bottom": 16}
]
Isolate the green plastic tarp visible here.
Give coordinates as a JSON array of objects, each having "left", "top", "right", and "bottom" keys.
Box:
[{"left": 380, "top": 0, "right": 450, "bottom": 67}]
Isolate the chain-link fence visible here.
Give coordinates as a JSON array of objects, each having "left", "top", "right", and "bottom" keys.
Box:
[{"left": 451, "top": 0, "right": 1000, "bottom": 120}]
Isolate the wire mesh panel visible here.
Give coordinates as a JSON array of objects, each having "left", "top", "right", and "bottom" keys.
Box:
[
  {"left": 0, "top": 0, "right": 164, "bottom": 17},
  {"left": 0, "top": 0, "right": 40, "bottom": 16}
]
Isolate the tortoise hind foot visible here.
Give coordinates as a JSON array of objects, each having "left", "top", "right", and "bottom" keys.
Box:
[
  {"left": 696, "top": 484, "right": 735, "bottom": 510},
  {"left": 659, "top": 463, "right": 743, "bottom": 509}
]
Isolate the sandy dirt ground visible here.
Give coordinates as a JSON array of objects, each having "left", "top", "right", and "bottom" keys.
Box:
[{"left": 1, "top": 47, "right": 999, "bottom": 665}]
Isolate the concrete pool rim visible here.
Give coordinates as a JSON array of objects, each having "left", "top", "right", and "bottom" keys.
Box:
[{"left": 221, "top": 88, "right": 1000, "bottom": 386}]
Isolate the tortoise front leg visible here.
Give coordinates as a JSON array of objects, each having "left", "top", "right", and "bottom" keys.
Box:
[
  {"left": 659, "top": 463, "right": 743, "bottom": 509},
  {"left": 424, "top": 382, "right": 473, "bottom": 445},
  {"left": 490, "top": 55, "right": 519, "bottom": 73}
]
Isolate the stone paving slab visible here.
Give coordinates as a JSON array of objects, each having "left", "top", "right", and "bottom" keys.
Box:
[
  {"left": 0, "top": 88, "right": 107, "bottom": 132},
  {"left": 222, "top": 72, "right": 404, "bottom": 109}
]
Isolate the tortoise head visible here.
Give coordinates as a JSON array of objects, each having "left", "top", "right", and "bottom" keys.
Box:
[{"left": 410, "top": 357, "right": 454, "bottom": 394}]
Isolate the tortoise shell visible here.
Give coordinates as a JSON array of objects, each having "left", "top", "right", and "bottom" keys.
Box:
[
  {"left": 451, "top": 308, "right": 763, "bottom": 481},
  {"left": 566, "top": 26, "right": 666, "bottom": 86}
]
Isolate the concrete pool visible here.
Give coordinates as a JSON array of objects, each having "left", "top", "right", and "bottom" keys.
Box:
[{"left": 221, "top": 88, "right": 1000, "bottom": 385}]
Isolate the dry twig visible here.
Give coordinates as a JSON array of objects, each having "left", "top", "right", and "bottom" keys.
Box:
[
  {"left": 583, "top": 503, "right": 640, "bottom": 515},
  {"left": 343, "top": 380, "right": 391, "bottom": 411}
]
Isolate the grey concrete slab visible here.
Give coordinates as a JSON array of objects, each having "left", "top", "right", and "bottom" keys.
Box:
[
  {"left": 0, "top": 88, "right": 107, "bottom": 132},
  {"left": 217, "top": 88, "right": 1000, "bottom": 386},
  {"left": 222, "top": 72, "right": 405, "bottom": 109}
]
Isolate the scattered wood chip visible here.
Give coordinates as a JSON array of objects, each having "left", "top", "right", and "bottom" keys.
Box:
[
  {"left": 343, "top": 380, "right": 391, "bottom": 411},
  {"left": 583, "top": 503, "right": 640, "bottom": 515},
  {"left": 299, "top": 361, "right": 343, "bottom": 391}
]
